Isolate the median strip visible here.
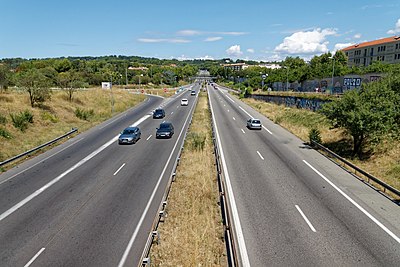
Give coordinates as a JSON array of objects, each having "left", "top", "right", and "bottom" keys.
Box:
[{"left": 150, "top": 92, "right": 226, "bottom": 265}]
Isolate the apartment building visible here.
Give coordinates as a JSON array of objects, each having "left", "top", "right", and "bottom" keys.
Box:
[{"left": 342, "top": 36, "right": 400, "bottom": 67}]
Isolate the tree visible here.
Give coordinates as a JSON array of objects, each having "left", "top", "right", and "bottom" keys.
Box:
[
  {"left": 320, "top": 79, "right": 399, "bottom": 157},
  {"left": 0, "top": 64, "right": 9, "bottom": 91},
  {"left": 58, "top": 71, "right": 85, "bottom": 101},
  {"left": 16, "top": 69, "right": 52, "bottom": 107}
]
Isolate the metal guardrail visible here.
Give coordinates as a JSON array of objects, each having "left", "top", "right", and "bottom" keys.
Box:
[
  {"left": 0, "top": 128, "right": 78, "bottom": 168},
  {"left": 311, "top": 140, "right": 400, "bottom": 200},
  {"left": 208, "top": 90, "right": 238, "bottom": 266}
]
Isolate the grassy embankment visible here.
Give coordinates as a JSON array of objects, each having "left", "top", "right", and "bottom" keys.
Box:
[
  {"left": 0, "top": 88, "right": 147, "bottom": 169},
  {"left": 150, "top": 92, "right": 226, "bottom": 266},
  {"left": 242, "top": 97, "right": 400, "bottom": 197}
]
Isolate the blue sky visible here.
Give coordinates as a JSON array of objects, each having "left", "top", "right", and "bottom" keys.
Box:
[{"left": 1, "top": 0, "right": 400, "bottom": 61}]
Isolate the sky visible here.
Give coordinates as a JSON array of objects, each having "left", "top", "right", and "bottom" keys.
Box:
[{"left": 1, "top": 0, "right": 400, "bottom": 61}]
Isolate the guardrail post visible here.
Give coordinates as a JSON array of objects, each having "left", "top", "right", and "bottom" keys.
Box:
[{"left": 142, "top": 257, "right": 151, "bottom": 266}]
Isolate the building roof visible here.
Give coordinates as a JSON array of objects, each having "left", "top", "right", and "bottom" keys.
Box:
[
  {"left": 342, "top": 36, "right": 400, "bottom": 51},
  {"left": 222, "top": 63, "right": 246, "bottom": 67}
]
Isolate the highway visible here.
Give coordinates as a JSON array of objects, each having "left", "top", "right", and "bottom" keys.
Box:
[
  {"left": 0, "top": 85, "right": 198, "bottom": 266},
  {"left": 208, "top": 84, "right": 400, "bottom": 266}
]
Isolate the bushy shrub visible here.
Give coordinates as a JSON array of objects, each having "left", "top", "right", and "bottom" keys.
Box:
[
  {"left": 75, "top": 108, "right": 94, "bottom": 121},
  {"left": 309, "top": 128, "right": 322, "bottom": 146},
  {"left": 0, "top": 114, "right": 7, "bottom": 125},
  {"left": 23, "top": 110, "right": 34, "bottom": 123},
  {"left": 10, "top": 110, "right": 34, "bottom": 131},
  {"left": 187, "top": 132, "right": 206, "bottom": 151},
  {"left": 0, "top": 127, "right": 11, "bottom": 139},
  {"left": 41, "top": 111, "right": 59, "bottom": 123}
]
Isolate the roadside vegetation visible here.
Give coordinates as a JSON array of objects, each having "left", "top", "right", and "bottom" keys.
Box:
[
  {"left": 0, "top": 88, "right": 146, "bottom": 169},
  {"left": 150, "top": 92, "right": 226, "bottom": 266},
  {"left": 241, "top": 71, "right": 400, "bottom": 196}
]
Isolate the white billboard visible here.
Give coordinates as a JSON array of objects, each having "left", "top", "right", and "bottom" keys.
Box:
[{"left": 102, "top": 82, "right": 112, "bottom": 89}]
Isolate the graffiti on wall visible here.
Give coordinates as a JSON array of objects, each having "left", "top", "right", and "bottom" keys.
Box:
[{"left": 252, "top": 95, "right": 328, "bottom": 112}]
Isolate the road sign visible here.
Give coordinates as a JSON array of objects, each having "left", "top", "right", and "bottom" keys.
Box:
[
  {"left": 141, "top": 89, "right": 144, "bottom": 94},
  {"left": 164, "top": 88, "right": 167, "bottom": 92}
]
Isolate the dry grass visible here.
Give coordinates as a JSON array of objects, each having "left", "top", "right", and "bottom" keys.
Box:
[
  {"left": 150, "top": 92, "right": 226, "bottom": 266},
  {"left": 242, "top": 97, "right": 400, "bottom": 196},
  {"left": 0, "top": 88, "right": 145, "bottom": 167}
]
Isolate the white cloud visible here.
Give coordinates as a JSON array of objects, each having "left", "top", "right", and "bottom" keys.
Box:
[
  {"left": 247, "top": 48, "right": 255, "bottom": 53},
  {"left": 333, "top": 42, "right": 354, "bottom": 52},
  {"left": 196, "top": 55, "right": 214, "bottom": 60},
  {"left": 354, "top": 33, "right": 362, "bottom": 39},
  {"left": 176, "top": 30, "right": 201, "bottom": 36},
  {"left": 226, "top": 45, "right": 243, "bottom": 57},
  {"left": 387, "top": 18, "right": 400, "bottom": 34},
  {"left": 138, "top": 38, "right": 190, "bottom": 43},
  {"left": 204, "top": 37, "right": 222, "bottom": 42},
  {"left": 274, "top": 28, "right": 337, "bottom": 55}
]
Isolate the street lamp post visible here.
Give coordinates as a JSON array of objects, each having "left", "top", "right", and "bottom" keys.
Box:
[
  {"left": 125, "top": 66, "right": 128, "bottom": 87},
  {"left": 331, "top": 57, "right": 335, "bottom": 93},
  {"left": 110, "top": 73, "right": 114, "bottom": 114},
  {"left": 261, "top": 73, "right": 268, "bottom": 90},
  {"left": 286, "top": 68, "right": 289, "bottom": 91},
  {"left": 139, "top": 74, "right": 143, "bottom": 90}
]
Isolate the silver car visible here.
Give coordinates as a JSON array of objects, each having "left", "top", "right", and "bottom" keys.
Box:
[
  {"left": 247, "top": 118, "right": 262, "bottom": 130},
  {"left": 118, "top": 126, "right": 141, "bottom": 144}
]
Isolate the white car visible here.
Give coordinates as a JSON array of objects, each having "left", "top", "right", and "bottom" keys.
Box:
[
  {"left": 181, "top": 98, "right": 188, "bottom": 106},
  {"left": 246, "top": 118, "right": 262, "bottom": 130}
]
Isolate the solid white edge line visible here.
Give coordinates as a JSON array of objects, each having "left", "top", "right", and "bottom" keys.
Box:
[
  {"left": 0, "top": 115, "right": 151, "bottom": 222},
  {"left": 208, "top": 89, "right": 251, "bottom": 266},
  {"left": 0, "top": 138, "right": 84, "bottom": 186},
  {"left": 113, "top": 163, "right": 126, "bottom": 176},
  {"left": 303, "top": 160, "right": 400, "bottom": 244},
  {"left": 24, "top": 247, "right": 45, "bottom": 267},
  {"left": 262, "top": 125, "right": 273, "bottom": 135},
  {"left": 146, "top": 135, "right": 152, "bottom": 141},
  {"left": 256, "top": 151, "right": 265, "bottom": 160},
  {"left": 295, "top": 205, "right": 316, "bottom": 232},
  {"left": 241, "top": 129, "right": 245, "bottom": 134},
  {"left": 118, "top": 94, "right": 197, "bottom": 267},
  {"left": 239, "top": 106, "right": 252, "bottom": 118},
  {"left": 225, "top": 94, "right": 236, "bottom": 103}
]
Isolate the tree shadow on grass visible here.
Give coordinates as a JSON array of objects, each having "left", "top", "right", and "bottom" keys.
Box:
[{"left": 323, "top": 138, "right": 373, "bottom": 161}]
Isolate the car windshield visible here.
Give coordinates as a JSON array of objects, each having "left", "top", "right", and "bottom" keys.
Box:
[
  {"left": 155, "top": 109, "right": 163, "bottom": 113},
  {"left": 122, "top": 129, "right": 135, "bottom": 134},
  {"left": 160, "top": 124, "right": 170, "bottom": 129}
]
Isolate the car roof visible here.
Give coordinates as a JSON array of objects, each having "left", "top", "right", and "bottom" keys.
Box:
[
  {"left": 160, "top": 121, "right": 172, "bottom": 126},
  {"left": 182, "top": 98, "right": 188, "bottom": 100},
  {"left": 155, "top": 108, "right": 164, "bottom": 111}
]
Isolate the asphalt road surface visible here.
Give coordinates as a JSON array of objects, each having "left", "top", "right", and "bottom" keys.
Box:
[
  {"left": 208, "top": 84, "right": 400, "bottom": 266},
  {"left": 0, "top": 85, "right": 198, "bottom": 267}
]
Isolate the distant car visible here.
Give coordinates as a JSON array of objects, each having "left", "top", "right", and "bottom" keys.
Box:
[
  {"left": 118, "top": 126, "right": 141, "bottom": 144},
  {"left": 156, "top": 122, "right": 174, "bottom": 139},
  {"left": 181, "top": 98, "right": 188, "bottom": 106},
  {"left": 191, "top": 90, "right": 196, "bottom": 96},
  {"left": 153, "top": 108, "right": 165, "bottom": 119},
  {"left": 246, "top": 118, "right": 262, "bottom": 130}
]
